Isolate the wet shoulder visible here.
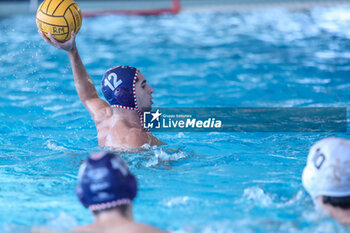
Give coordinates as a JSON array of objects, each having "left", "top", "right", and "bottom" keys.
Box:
[
  {"left": 129, "top": 223, "right": 167, "bottom": 233},
  {"left": 93, "top": 106, "right": 113, "bottom": 124},
  {"left": 72, "top": 223, "right": 165, "bottom": 233},
  {"left": 72, "top": 225, "right": 99, "bottom": 233}
]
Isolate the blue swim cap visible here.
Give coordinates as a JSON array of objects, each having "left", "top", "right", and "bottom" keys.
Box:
[
  {"left": 76, "top": 152, "right": 137, "bottom": 211},
  {"left": 101, "top": 66, "right": 139, "bottom": 110}
]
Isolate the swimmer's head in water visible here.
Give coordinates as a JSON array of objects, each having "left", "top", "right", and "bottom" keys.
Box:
[
  {"left": 302, "top": 137, "right": 350, "bottom": 200},
  {"left": 101, "top": 66, "right": 138, "bottom": 110},
  {"left": 76, "top": 151, "right": 137, "bottom": 211}
]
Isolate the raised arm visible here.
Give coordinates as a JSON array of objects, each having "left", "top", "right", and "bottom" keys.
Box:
[{"left": 38, "top": 31, "right": 111, "bottom": 121}]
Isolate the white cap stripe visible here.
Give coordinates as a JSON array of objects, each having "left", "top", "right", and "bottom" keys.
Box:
[{"left": 88, "top": 198, "right": 131, "bottom": 211}]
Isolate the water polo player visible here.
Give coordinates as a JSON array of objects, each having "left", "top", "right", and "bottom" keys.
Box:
[
  {"left": 302, "top": 137, "right": 350, "bottom": 225},
  {"left": 38, "top": 30, "right": 163, "bottom": 149},
  {"left": 75, "top": 151, "right": 165, "bottom": 233}
]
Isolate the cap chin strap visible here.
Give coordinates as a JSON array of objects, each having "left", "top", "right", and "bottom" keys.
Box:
[{"left": 111, "top": 70, "right": 150, "bottom": 132}]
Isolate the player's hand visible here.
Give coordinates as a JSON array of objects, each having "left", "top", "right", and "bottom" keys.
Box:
[{"left": 38, "top": 30, "right": 76, "bottom": 52}]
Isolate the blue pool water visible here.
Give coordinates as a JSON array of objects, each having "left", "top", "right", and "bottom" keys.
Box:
[{"left": 1, "top": 5, "right": 350, "bottom": 233}]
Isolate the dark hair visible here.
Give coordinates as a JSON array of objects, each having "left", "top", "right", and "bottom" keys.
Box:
[
  {"left": 323, "top": 196, "right": 350, "bottom": 209},
  {"left": 92, "top": 204, "right": 130, "bottom": 217}
]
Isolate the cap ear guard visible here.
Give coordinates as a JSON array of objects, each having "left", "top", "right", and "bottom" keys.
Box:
[
  {"left": 109, "top": 154, "right": 137, "bottom": 200},
  {"left": 76, "top": 185, "right": 89, "bottom": 208},
  {"left": 114, "top": 86, "right": 134, "bottom": 108},
  {"left": 127, "top": 174, "right": 137, "bottom": 200},
  {"left": 76, "top": 162, "right": 89, "bottom": 208}
]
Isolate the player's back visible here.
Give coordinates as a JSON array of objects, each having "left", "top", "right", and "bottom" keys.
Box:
[
  {"left": 74, "top": 221, "right": 166, "bottom": 233},
  {"left": 94, "top": 109, "right": 149, "bottom": 149}
]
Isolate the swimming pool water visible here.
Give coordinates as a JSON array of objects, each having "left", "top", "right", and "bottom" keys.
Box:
[{"left": 1, "top": 5, "right": 350, "bottom": 233}]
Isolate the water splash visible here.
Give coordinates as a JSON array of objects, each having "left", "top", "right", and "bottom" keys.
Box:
[{"left": 145, "top": 148, "right": 188, "bottom": 167}]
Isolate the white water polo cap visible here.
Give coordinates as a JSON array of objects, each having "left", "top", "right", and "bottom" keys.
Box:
[{"left": 302, "top": 137, "right": 350, "bottom": 199}]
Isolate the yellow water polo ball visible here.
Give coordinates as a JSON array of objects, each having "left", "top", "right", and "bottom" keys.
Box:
[{"left": 36, "top": 0, "right": 82, "bottom": 42}]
